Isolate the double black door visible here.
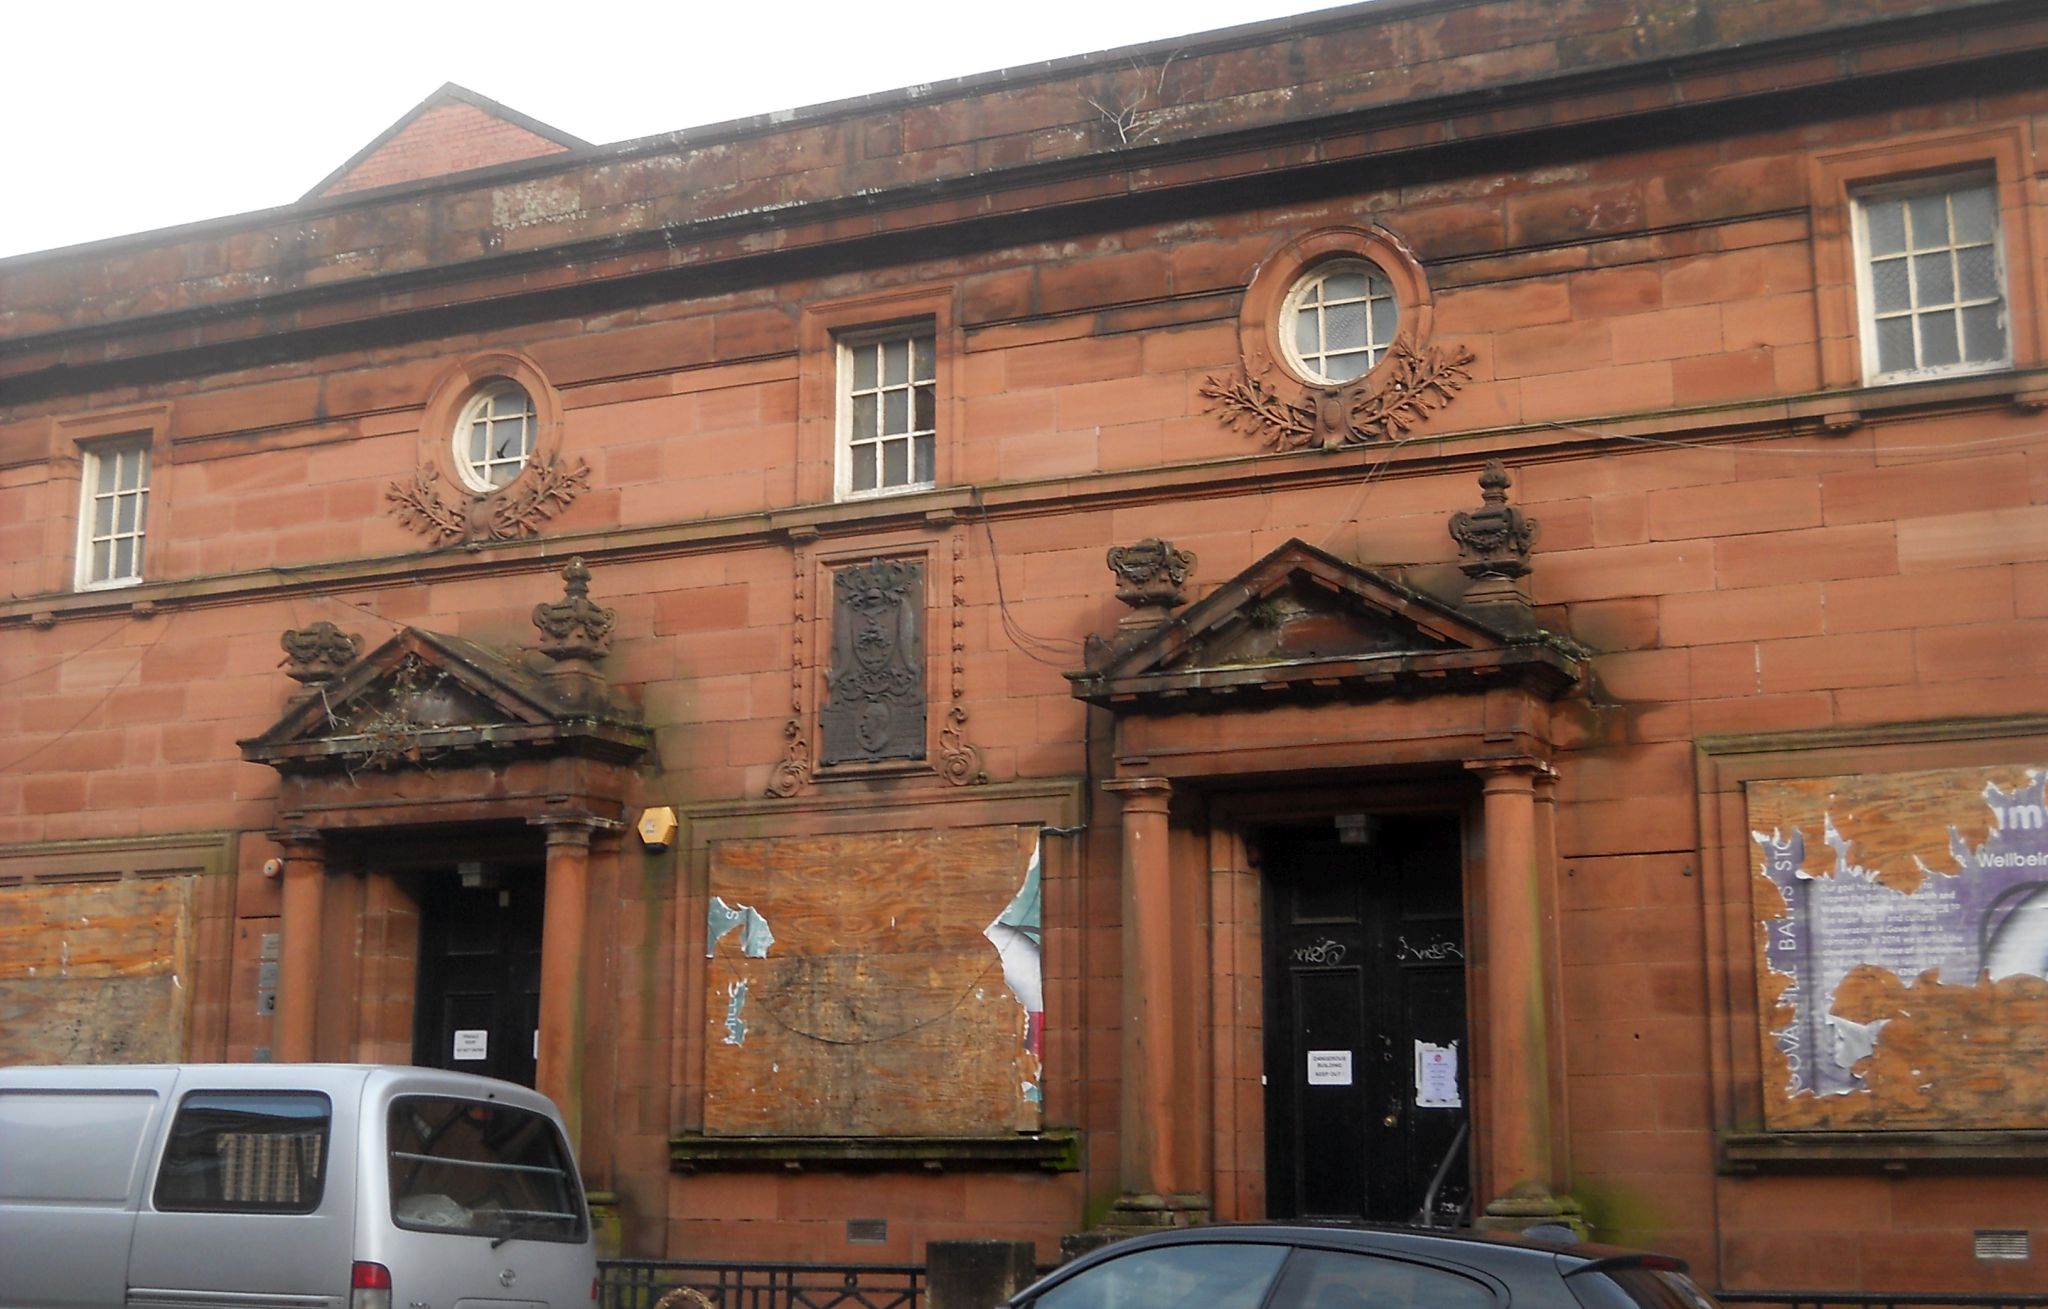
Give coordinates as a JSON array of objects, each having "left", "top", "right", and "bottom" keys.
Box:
[
  {"left": 1262, "top": 816, "right": 1469, "bottom": 1223},
  {"left": 413, "top": 872, "right": 543, "bottom": 1088}
]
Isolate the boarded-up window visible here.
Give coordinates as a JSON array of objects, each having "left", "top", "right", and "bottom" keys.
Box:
[
  {"left": 703, "top": 826, "right": 1042, "bottom": 1136},
  {"left": 1748, "top": 764, "right": 2048, "bottom": 1130},
  {"left": 0, "top": 877, "right": 198, "bottom": 1066}
]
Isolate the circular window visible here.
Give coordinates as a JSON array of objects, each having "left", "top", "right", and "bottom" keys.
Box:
[
  {"left": 1280, "top": 258, "right": 1400, "bottom": 386},
  {"left": 453, "top": 382, "right": 537, "bottom": 491}
]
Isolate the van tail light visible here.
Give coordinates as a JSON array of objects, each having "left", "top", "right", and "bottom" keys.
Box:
[
  {"left": 591, "top": 1277, "right": 601, "bottom": 1305},
  {"left": 351, "top": 1262, "right": 393, "bottom": 1309}
]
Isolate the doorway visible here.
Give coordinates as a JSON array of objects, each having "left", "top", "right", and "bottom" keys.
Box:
[
  {"left": 1261, "top": 814, "right": 1470, "bottom": 1223},
  {"left": 413, "top": 867, "right": 544, "bottom": 1088}
]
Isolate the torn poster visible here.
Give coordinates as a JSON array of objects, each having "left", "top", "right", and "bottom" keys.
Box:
[
  {"left": 707, "top": 896, "right": 776, "bottom": 959},
  {"left": 1750, "top": 765, "right": 2048, "bottom": 1129},
  {"left": 984, "top": 837, "right": 1044, "bottom": 1103}
]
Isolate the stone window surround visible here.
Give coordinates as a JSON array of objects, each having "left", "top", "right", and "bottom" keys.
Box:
[
  {"left": 75, "top": 434, "right": 152, "bottom": 591},
  {"left": 1808, "top": 122, "right": 2041, "bottom": 391},
  {"left": 1695, "top": 716, "right": 2048, "bottom": 1172},
  {"left": 418, "top": 350, "right": 564, "bottom": 493},
  {"left": 54, "top": 405, "right": 170, "bottom": 597},
  {"left": 795, "top": 284, "right": 959, "bottom": 508},
  {"left": 1237, "top": 225, "right": 1436, "bottom": 400}
]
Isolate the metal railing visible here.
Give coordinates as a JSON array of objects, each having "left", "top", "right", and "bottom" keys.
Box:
[
  {"left": 1719, "top": 1295, "right": 2048, "bottom": 1309},
  {"left": 601, "top": 1260, "right": 925, "bottom": 1309}
]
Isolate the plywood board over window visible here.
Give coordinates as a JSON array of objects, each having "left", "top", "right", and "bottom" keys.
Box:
[
  {"left": 0, "top": 832, "right": 234, "bottom": 1065},
  {"left": 702, "top": 825, "right": 1042, "bottom": 1136},
  {"left": 0, "top": 877, "right": 197, "bottom": 1064},
  {"left": 1747, "top": 764, "right": 2048, "bottom": 1131}
]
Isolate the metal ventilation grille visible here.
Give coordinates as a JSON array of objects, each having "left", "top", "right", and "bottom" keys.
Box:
[
  {"left": 846, "top": 1218, "right": 887, "bottom": 1244},
  {"left": 1975, "top": 1230, "right": 2029, "bottom": 1261}
]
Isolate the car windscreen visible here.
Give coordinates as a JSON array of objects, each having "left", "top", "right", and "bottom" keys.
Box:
[{"left": 387, "top": 1095, "right": 586, "bottom": 1243}]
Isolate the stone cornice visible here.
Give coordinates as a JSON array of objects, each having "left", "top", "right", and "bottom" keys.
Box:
[{"left": 4, "top": 0, "right": 2041, "bottom": 389}]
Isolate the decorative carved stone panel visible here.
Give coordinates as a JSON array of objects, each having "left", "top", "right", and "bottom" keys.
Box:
[{"left": 820, "top": 559, "right": 927, "bottom": 766}]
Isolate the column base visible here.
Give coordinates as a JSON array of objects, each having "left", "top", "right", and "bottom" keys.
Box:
[
  {"left": 585, "top": 1189, "right": 623, "bottom": 1259},
  {"left": 1472, "top": 1183, "right": 1586, "bottom": 1241},
  {"left": 1059, "top": 1193, "right": 1212, "bottom": 1262}
]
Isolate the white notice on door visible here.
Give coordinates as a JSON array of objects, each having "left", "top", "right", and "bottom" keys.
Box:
[
  {"left": 452, "top": 1029, "right": 489, "bottom": 1061},
  {"left": 1306, "top": 1050, "right": 1353, "bottom": 1086},
  {"left": 1415, "top": 1040, "right": 1460, "bottom": 1108}
]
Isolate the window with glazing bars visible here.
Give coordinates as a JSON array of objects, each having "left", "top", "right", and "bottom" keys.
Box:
[
  {"left": 1855, "top": 178, "right": 2008, "bottom": 380},
  {"left": 839, "top": 329, "right": 935, "bottom": 498},
  {"left": 78, "top": 439, "right": 149, "bottom": 589}
]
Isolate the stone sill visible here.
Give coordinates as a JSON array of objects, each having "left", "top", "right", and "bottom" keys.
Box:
[
  {"left": 1720, "top": 1130, "right": 2048, "bottom": 1173},
  {"left": 669, "top": 1130, "right": 1080, "bottom": 1173}
]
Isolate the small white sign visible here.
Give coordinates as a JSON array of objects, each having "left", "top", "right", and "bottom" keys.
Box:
[
  {"left": 452, "top": 1029, "right": 489, "bottom": 1061},
  {"left": 1415, "top": 1040, "right": 1461, "bottom": 1108},
  {"left": 1306, "top": 1049, "right": 1353, "bottom": 1086}
]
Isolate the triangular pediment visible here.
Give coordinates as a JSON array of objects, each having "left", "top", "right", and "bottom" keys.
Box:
[
  {"left": 304, "top": 84, "right": 587, "bottom": 201},
  {"left": 240, "top": 627, "right": 646, "bottom": 772},
  {"left": 1069, "top": 539, "right": 1580, "bottom": 709}
]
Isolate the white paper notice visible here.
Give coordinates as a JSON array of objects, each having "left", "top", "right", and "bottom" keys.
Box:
[
  {"left": 1415, "top": 1040, "right": 1460, "bottom": 1108},
  {"left": 452, "top": 1029, "right": 489, "bottom": 1061},
  {"left": 1306, "top": 1050, "right": 1353, "bottom": 1086}
]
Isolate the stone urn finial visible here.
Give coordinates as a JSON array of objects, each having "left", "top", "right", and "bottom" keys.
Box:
[
  {"left": 1106, "top": 538, "right": 1197, "bottom": 633},
  {"left": 1448, "top": 460, "right": 1538, "bottom": 580},
  {"left": 533, "top": 557, "right": 615, "bottom": 663},
  {"left": 1447, "top": 461, "right": 1539, "bottom": 631},
  {"left": 279, "top": 621, "right": 361, "bottom": 689}
]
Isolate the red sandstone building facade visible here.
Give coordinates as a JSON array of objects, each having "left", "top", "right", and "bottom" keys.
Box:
[{"left": 4, "top": 0, "right": 2047, "bottom": 1291}]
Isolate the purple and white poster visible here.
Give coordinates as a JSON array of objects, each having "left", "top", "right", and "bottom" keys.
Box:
[{"left": 1749, "top": 765, "right": 2048, "bottom": 1130}]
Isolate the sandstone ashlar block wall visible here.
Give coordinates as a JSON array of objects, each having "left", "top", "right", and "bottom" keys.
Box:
[{"left": 4, "top": 0, "right": 2048, "bottom": 1288}]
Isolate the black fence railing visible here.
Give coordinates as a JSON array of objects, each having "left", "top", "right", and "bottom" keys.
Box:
[
  {"left": 601, "top": 1260, "right": 925, "bottom": 1309},
  {"left": 1719, "top": 1295, "right": 2048, "bottom": 1309},
  {"left": 600, "top": 1259, "right": 2048, "bottom": 1309}
]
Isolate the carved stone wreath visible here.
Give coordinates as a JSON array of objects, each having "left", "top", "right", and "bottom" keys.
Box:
[
  {"left": 1201, "top": 334, "right": 1476, "bottom": 453},
  {"left": 387, "top": 453, "right": 591, "bottom": 545}
]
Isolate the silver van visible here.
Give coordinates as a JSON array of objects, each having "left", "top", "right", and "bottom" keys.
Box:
[{"left": 0, "top": 1064, "right": 597, "bottom": 1309}]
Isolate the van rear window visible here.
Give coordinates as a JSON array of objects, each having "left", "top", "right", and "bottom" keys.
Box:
[
  {"left": 388, "top": 1096, "right": 587, "bottom": 1244},
  {"left": 154, "top": 1091, "right": 331, "bottom": 1214}
]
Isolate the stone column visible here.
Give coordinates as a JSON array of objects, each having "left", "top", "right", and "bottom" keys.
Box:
[
  {"left": 1467, "top": 759, "right": 1568, "bottom": 1228},
  {"left": 535, "top": 817, "right": 596, "bottom": 1148},
  {"left": 274, "top": 830, "right": 326, "bottom": 1063},
  {"left": 1103, "top": 776, "right": 1201, "bottom": 1226}
]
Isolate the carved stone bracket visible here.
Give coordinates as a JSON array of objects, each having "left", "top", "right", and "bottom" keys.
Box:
[
  {"left": 279, "top": 621, "right": 362, "bottom": 687},
  {"left": 387, "top": 452, "right": 591, "bottom": 545},
  {"left": 767, "top": 536, "right": 813, "bottom": 798},
  {"left": 941, "top": 526, "right": 988, "bottom": 786},
  {"left": 1200, "top": 335, "right": 1475, "bottom": 452}
]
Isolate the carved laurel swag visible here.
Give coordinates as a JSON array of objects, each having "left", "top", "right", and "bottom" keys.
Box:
[
  {"left": 1200, "top": 335, "right": 1476, "bottom": 452},
  {"left": 387, "top": 454, "right": 591, "bottom": 545}
]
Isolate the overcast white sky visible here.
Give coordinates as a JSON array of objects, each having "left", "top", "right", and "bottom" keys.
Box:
[{"left": 1, "top": 1, "right": 1343, "bottom": 261}]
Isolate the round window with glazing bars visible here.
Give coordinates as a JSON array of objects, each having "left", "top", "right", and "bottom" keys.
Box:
[
  {"left": 1280, "top": 258, "right": 1400, "bottom": 386},
  {"left": 453, "top": 382, "right": 537, "bottom": 491}
]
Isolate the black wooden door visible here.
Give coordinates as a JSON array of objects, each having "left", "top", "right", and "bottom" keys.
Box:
[
  {"left": 414, "top": 872, "right": 543, "bottom": 1088},
  {"left": 1262, "top": 816, "right": 1469, "bottom": 1223}
]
